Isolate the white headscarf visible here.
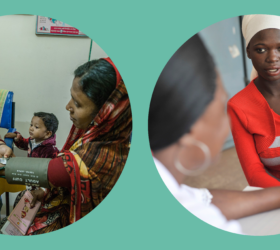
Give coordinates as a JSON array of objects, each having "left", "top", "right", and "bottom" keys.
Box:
[{"left": 242, "top": 14, "right": 280, "bottom": 80}]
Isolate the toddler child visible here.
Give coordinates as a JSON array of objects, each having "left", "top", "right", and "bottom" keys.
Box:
[{"left": 5, "top": 112, "right": 59, "bottom": 159}]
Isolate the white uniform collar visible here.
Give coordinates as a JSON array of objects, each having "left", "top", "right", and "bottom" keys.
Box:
[{"left": 153, "top": 157, "right": 180, "bottom": 196}]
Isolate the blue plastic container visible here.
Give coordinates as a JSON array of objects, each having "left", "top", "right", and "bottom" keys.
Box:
[{"left": 0, "top": 91, "right": 13, "bottom": 129}]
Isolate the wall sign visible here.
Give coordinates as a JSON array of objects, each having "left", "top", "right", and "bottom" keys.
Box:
[{"left": 36, "top": 16, "right": 87, "bottom": 37}]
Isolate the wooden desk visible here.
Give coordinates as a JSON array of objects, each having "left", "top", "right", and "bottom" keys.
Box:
[{"left": 237, "top": 186, "right": 280, "bottom": 236}]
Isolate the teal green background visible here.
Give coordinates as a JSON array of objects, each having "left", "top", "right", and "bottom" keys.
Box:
[{"left": 0, "top": 1, "right": 279, "bottom": 248}]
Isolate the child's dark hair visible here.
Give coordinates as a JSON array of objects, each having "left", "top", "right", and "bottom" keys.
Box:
[{"left": 34, "top": 112, "right": 59, "bottom": 135}]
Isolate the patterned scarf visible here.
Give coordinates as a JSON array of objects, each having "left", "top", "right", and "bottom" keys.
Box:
[{"left": 60, "top": 78, "right": 131, "bottom": 223}]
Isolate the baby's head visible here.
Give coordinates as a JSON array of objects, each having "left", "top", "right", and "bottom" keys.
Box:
[{"left": 29, "top": 112, "right": 59, "bottom": 143}]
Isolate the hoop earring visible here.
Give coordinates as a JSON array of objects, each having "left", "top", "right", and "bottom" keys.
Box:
[{"left": 174, "top": 139, "right": 211, "bottom": 176}]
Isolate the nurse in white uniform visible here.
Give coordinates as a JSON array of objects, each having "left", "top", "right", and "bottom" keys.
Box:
[{"left": 148, "top": 34, "right": 280, "bottom": 235}]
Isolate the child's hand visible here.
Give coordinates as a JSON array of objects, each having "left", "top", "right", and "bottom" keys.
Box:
[{"left": 4, "top": 133, "right": 17, "bottom": 139}]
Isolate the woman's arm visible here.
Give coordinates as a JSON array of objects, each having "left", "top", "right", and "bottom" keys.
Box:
[
  {"left": 48, "top": 157, "right": 71, "bottom": 189},
  {"left": 0, "top": 150, "right": 70, "bottom": 189},
  {"left": 227, "top": 102, "right": 280, "bottom": 187},
  {"left": 0, "top": 155, "right": 71, "bottom": 208},
  {"left": 210, "top": 188, "right": 280, "bottom": 220}
]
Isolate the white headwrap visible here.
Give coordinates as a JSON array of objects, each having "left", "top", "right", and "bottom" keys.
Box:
[{"left": 242, "top": 14, "right": 280, "bottom": 80}]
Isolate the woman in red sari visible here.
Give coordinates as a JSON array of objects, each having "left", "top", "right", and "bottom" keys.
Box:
[{"left": 0, "top": 57, "right": 132, "bottom": 235}]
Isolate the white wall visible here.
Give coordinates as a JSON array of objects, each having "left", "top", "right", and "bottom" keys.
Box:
[
  {"left": 0, "top": 14, "right": 108, "bottom": 218},
  {"left": 0, "top": 14, "right": 108, "bottom": 148}
]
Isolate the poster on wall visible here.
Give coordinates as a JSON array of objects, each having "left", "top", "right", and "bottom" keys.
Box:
[{"left": 36, "top": 16, "right": 87, "bottom": 37}]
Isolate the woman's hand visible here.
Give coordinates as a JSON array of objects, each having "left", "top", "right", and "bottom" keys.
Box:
[
  {"left": 0, "top": 145, "right": 15, "bottom": 178},
  {"left": 0, "top": 144, "right": 15, "bottom": 158},
  {"left": 4, "top": 133, "right": 17, "bottom": 139},
  {"left": 30, "top": 189, "right": 45, "bottom": 208}
]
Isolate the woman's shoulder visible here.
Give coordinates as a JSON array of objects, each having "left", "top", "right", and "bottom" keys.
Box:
[
  {"left": 228, "top": 80, "right": 267, "bottom": 113},
  {"left": 228, "top": 81, "right": 257, "bottom": 106}
]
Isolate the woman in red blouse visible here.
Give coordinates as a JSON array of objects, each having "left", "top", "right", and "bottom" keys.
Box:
[{"left": 228, "top": 14, "right": 280, "bottom": 187}]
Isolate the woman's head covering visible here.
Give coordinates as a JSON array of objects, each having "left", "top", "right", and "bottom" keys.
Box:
[
  {"left": 242, "top": 14, "right": 280, "bottom": 80},
  {"left": 62, "top": 57, "right": 131, "bottom": 222},
  {"left": 103, "top": 57, "right": 122, "bottom": 86}
]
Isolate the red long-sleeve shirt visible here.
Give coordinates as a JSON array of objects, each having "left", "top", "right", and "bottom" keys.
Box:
[{"left": 228, "top": 80, "right": 280, "bottom": 188}]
